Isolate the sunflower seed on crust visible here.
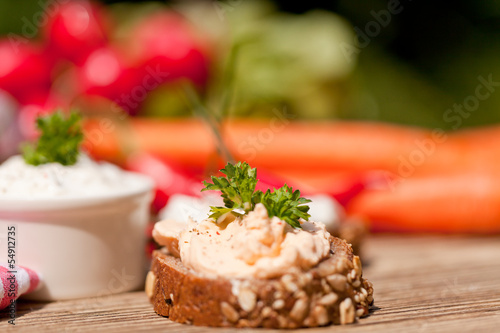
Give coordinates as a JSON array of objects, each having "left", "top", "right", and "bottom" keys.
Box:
[
  {"left": 339, "top": 298, "right": 355, "bottom": 325},
  {"left": 145, "top": 271, "right": 156, "bottom": 298},
  {"left": 272, "top": 299, "right": 285, "bottom": 310},
  {"left": 318, "top": 260, "right": 336, "bottom": 277},
  {"left": 290, "top": 298, "right": 308, "bottom": 322},
  {"left": 318, "top": 293, "right": 338, "bottom": 306},
  {"left": 313, "top": 305, "right": 329, "bottom": 326},
  {"left": 326, "top": 274, "right": 347, "bottom": 292},
  {"left": 238, "top": 288, "right": 257, "bottom": 312},
  {"left": 220, "top": 302, "right": 239, "bottom": 323},
  {"left": 353, "top": 256, "right": 362, "bottom": 277},
  {"left": 261, "top": 306, "right": 272, "bottom": 318}
]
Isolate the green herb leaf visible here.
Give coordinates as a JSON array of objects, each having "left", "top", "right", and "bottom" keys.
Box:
[
  {"left": 202, "top": 162, "right": 258, "bottom": 220},
  {"left": 253, "top": 185, "right": 312, "bottom": 229},
  {"left": 21, "top": 111, "right": 84, "bottom": 166},
  {"left": 202, "top": 162, "right": 311, "bottom": 228},
  {"left": 206, "top": 206, "right": 235, "bottom": 221}
]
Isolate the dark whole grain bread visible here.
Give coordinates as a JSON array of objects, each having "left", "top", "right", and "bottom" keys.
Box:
[{"left": 146, "top": 236, "right": 374, "bottom": 328}]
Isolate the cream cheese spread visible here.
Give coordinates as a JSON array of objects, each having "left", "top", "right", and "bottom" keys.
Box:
[{"left": 162, "top": 203, "right": 332, "bottom": 279}]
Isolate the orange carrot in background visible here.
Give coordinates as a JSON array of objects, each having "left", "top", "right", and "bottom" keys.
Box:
[
  {"left": 84, "top": 118, "right": 434, "bottom": 173},
  {"left": 85, "top": 117, "right": 500, "bottom": 178},
  {"left": 224, "top": 119, "right": 433, "bottom": 174},
  {"left": 133, "top": 119, "right": 216, "bottom": 167},
  {"left": 347, "top": 173, "right": 500, "bottom": 233},
  {"left": 83, "top": 117, "right": 500, "bottom": 179},
  {"left": 84, "top": 118, "right": 216, "bottom": 166}
]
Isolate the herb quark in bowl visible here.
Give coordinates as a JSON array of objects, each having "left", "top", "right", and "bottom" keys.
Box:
[{"left": 0, "top": 111, "right": 154, "bottom": 300}]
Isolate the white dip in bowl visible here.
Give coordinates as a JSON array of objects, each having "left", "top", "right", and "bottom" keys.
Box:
[{"left": 0, "top": 153, "right": 154, "bottom": 301}]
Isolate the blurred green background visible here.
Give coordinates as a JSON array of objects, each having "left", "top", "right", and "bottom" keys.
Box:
[{"left": 1, "top": 0, "right": 500, "bottom": 130}]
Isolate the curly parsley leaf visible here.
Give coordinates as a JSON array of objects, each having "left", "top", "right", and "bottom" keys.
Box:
[
  {"left": 253, "top": 185, "right": 312, "bottom": 229},
  {"left": 202, "top": 162, "right": 258, "bottom": 220},
  {"left": 21, "top": 111, "right": 84, "bottom": 166},
  {"left": 202, "top": 162, "right": 311, "bottom": 228}
]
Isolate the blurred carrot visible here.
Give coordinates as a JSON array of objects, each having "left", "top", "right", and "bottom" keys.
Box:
[
  {"left": 84, "top": 118, "right": 433, "bottom": 173},
  {"left": 347, "top": 173, "right": 500, "bottom": 233},
  {"left": 84, "top": 118, "right": 215, "bottom": 166},
  {"left": 442, "top": 125, "right": 500, "bottom": 175},
  {"left": 226, "top": 119, "right": 434, "bottom": 173}
]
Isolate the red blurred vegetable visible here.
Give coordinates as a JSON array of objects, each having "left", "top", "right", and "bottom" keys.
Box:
[
  {"left": 254, "top": 169, "right": 288, "bottom": 192},
  {"left": 279, "top": 170, "right": 392, "bottom": 207},
  {"left": 43, "top": 0, "right": 109, "bottom": 65},
  {"left": 251, "top": 168, "right": 380, "bottom": 208},
  {"left": 126, "top": 152, "right": 203, "bottom": 213},
  {"left": 127, "top": 12, "right": 210, "bottom": 87},
  {"left": 1, "top": 2, "right": 211, "bottom": 127},
  {"left": 0, "top": 41, "right": 52, "bottom": 104},
  {"left": 77, "top": 47, "right": 143, "bottom": 114}
]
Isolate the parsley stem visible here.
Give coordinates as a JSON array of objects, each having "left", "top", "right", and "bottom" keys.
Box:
[
  {"left": 217, "top": 43, "right": 240, "bottom": 122},
  {"left": 182, "top": 82, "right": 234, "bottom": 163}
]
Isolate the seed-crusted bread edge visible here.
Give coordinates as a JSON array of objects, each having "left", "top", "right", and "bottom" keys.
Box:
[{"left": 146, "top": 236, "right": 374, "bottom": 328}]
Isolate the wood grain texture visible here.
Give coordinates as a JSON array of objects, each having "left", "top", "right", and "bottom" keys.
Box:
[{"left": 2, "top": 235, "right": 500, "bottom": 332}]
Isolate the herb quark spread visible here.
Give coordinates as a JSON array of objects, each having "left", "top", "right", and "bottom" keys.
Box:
[{"left": 0, "top": 153, "right": 146, "bottom": 198}]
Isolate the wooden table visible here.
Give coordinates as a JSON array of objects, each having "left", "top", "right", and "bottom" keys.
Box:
[{"left": 3, "top": 235, "right": 500, "bottom": 332}]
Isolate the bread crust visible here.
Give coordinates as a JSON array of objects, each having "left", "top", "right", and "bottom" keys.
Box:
[{"left": 147, "top": 236, "right": 374, "bottom": 328}]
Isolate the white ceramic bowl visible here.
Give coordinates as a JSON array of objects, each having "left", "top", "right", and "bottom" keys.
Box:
[{"left": 0, "top": 173, "right": 153, "bottom": 301}]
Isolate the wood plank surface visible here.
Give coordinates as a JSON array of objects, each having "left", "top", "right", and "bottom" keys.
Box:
[{"left": 2, "top": 235, "right": 500, "bottom": 332}]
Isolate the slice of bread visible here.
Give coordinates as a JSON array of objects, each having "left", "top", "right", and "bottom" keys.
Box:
[{"left": 146, "top": 236, "right": 373, "bottom": 328}]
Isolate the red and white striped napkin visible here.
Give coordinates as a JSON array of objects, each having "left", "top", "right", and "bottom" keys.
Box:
[{"left": 0, "top": 264, "right": 41, "bottom": 309}]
